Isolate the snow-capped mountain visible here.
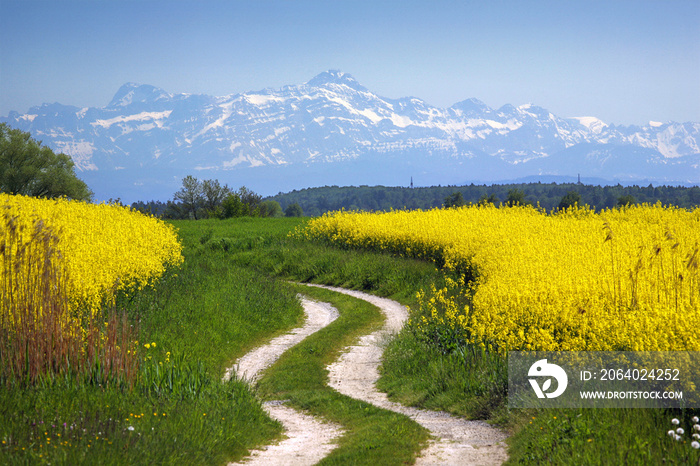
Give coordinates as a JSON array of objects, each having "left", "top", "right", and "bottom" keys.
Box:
[{"left": 3, "top": 70, "right": 698, "bottom": 201}]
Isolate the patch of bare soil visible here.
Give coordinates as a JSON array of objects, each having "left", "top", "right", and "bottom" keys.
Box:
[
  {"left": 227, "top": 296, "right": 343, "bottom": 465},
  {"left": 307, "top": 284, "right": 509, "bottom": 466}
]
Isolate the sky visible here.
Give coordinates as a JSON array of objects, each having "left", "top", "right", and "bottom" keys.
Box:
[{"left": 1, "top": 0, "right": 699, "bottom": 126}]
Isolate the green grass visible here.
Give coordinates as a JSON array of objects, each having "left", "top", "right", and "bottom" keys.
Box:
[
  {"left": 377, "top": 330, "right": 508, "bottom": 421},
  {"left": 0, "top": 216, "right": 443, "bottom": 465},
  {"left": 0, "top": 218, "right": 305, "bottom": 465},
  {"left": 257, "top": 285, "right": 430, "bottom": 465},
  {"left": 505, "top": 408, "right": 700, "bottom": 465},
  {"left": 0, "top": 378, "right": 278, "bottom": 465},
  {"left": 208, "top": 217, "right": 447, "bottom": 306}
]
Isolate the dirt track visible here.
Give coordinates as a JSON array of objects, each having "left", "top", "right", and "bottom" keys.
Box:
[
  {"left": 229, "top": 286, "right": 508, "bottom": 465},
  {"left": 227, "top": 297, "right": 343, "bottom": 465}
]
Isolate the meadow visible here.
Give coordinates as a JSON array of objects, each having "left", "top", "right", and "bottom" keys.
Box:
[{"left": 2, "top": 194, "right": 699, "bottom": 464}]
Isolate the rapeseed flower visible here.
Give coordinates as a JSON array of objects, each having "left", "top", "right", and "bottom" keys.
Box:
[
  {"left": 1, "top": 193, "right": 183, "bottom": 321},
  {"left": 305, "top": 204, "right": 700, "bottom": 352}
]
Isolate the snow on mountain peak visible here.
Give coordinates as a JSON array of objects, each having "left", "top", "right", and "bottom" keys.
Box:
[
  {"left": 2, "top": 70, "right": 698, "bottom": 203},
  {"left": 107, "top": 83, "right": 171, "bottom": 108},
  {"left": 569, "top": 116, "right": 608, "bottom": 134},
  {"left": 451, "top": 98, "right": 492, "bottom": 116},
  {"left": 306, "top": 70, "right": 366, "bottom": 91}
]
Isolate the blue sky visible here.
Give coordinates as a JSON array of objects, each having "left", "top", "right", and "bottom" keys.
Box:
[{"left": 1, "top": 0, "right": 698, "bottom": 126}]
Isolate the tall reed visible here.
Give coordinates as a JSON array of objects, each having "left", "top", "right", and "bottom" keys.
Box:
[{"left": 0, "top": 212, "right": 138, "bottom": 387}]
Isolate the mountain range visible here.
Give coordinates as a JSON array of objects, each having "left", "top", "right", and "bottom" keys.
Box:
[{"left": 2, "top": 70, "right": 698, "bottom": 202}]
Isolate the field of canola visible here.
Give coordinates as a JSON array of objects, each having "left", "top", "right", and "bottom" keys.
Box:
[
  {"left": 304, "top": 204, "right": 700, "bottom": 352},
  {"left": 1, "top": 193, "right": 183, "bottom": 320}
]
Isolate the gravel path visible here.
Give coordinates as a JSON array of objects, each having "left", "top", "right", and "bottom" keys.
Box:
[
  {"left": 227, "top": 296, "right": 343, "bottom": 466},
  {"left": 306, "top": 284, "right": 509, "bottom": 465}
]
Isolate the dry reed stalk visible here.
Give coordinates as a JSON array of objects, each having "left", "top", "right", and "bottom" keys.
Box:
[{"left": 0, "top": 212, "right": 138, "bottom": 387}]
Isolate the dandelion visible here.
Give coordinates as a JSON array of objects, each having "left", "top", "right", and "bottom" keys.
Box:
[
  {"left": 693, "top": 416, "right": 699, "bottom": 423},
  {"left": 144, "top": 343, "right": 151, "bottom": 349},
  {"left": 693, "top": 433, "right": 700, "bottom": 440},
  {"left": 677, "top": 428, "right": 685, "bottom": 435},
  {"left": 694, "top": 424, "right": 700, "bottom": 431},
  {"left": 692, "top": 441, "right": 700, "bottom": 449},
  {"left": 672, "top": 418, "right": 681, "bottom": 425},
  {"left": 127, "top": 426, "right": 135, "bottom": 431}
]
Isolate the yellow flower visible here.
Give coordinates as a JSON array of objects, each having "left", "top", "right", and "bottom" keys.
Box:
[
  {"left": 304, "top": 204, "right": 700, "bottom": 352},
  {"left": 1, "top": 194, "right": 183, "bottom": 332}
]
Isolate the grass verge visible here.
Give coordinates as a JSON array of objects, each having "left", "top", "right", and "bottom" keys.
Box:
[{"left": 377, "top": 330, "right": 508, "bottom": 422}]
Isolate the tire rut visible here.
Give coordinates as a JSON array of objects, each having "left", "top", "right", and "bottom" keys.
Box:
[{"left": 226, "top": 296, "right": 343, "bottom": 466}]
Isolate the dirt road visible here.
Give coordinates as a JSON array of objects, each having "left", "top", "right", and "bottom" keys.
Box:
[{"left": 229, "top": 286, "right": 508, "bottom": 465}]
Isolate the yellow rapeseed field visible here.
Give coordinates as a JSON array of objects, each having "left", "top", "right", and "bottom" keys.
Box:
[
  {"left": 304, "top": 204, "right": 700, "bottom": 352},
  {"left": 1, "top": 193, "right": 183, "bottom": 317}
]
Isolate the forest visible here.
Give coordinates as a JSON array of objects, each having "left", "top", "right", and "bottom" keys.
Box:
[{"left": 268, "top": 182, "right": 700, "bottom": 216}]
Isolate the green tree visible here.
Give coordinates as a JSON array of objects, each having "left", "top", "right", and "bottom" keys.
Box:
[
  {"left": 259, "top": 200, "right": 282, "bottom": 217},
  {"left": 201, "top": 179, "right": 232, "bottom": 214},
  {"left": 238, "top": 186, "right": 262, "bottom": 216},
  {"left": 505, "top": 188, "right": 527, "bottom": 206},
  {"left": 687, "top": 187, "right": 700, "bottom": 207},
  {"left": 0, "top": 123, "right": 92, "bottom": 200},
  {"left": 221, "top": 192, "right": 244, "bottom": 218},
  {"left": 443, "top": 191, "right": 465, "bottom": 208},
  {"left": 285, "top": 203, "right": 304, "bottom": 217},
  {"left": 173, "top": 175, "right": 203, "bottom": 219},
  {"left": 558, "top": 190, "right": 581, "bottom": 210},
  {"left": 478, "top": 193, "right": 499, "bottom": 206},
  {"left": 617, "top": 194, "right": 636, "bottom": 207}
]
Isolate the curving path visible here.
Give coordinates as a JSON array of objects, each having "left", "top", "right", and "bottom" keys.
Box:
[
  {"left": 229, "top": 286, "right": 508, "bottom": 465},
  {"left": 307, "top": 284, "right": 509, "bottom": 465},
  {"left": 226, "top": 297, "right": 343, "bottom": 466}
]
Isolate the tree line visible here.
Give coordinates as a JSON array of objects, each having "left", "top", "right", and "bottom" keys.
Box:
[
  {"left": 270, "top": 182, "right": 700, "bottom": 216},
  {"left": 132, "top": 175, "right": 304, "bottom": 220}
]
